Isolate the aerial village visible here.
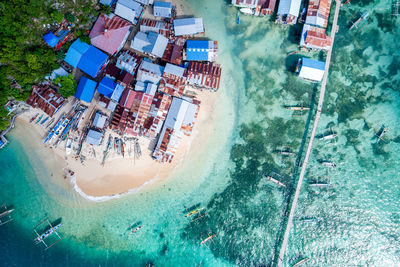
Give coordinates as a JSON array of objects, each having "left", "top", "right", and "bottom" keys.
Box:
[
  {"left": 24, "top": 0, "right": 222, "bottom": 165},
  {"left": 232, "top": 0, "right": 334, "bottom": 82}
]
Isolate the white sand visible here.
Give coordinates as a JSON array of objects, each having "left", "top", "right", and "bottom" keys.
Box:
[{"left": 18, "top": 88, "right": 219, "bottom": 199}]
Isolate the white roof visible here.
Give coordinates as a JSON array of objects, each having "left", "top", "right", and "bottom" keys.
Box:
[
  {"left": 86, "top": 129, "right": 103, "bottom": 146},
  {"left": 164, "top": 63, "right": 185, "bottom": 77},
  {"left": 164, "top": 97, "right": 189, "bottom": 130},
  {"left": 145, "top": 83, "right": 157, "bottom": 96},
  {"left": 93, "top": 113, "right": 107, "bottom": 128},
  {"left": 137, "top": 60, "right": 165, "bottom": 84},
  {"left": 115, "top": 0, "right": 143, "bottom": 23},
  {"left": 299, "top": 62, "right": 325, "bottom": 82},
  {"left": 306, "top": 14, "right": 326, "bottom": 28},
  {"left": 131, "top": 31, "right": 168, "bottom": 58},
  {"left": 182, "top": 102, "right": 197, "bottom": 128},
  {"left": 173, "top": 18, "right": 204, "bottom": 36},
  {"left": 135, "top": 81, "right": 146, "bottom": 91},
  {"left": 277, "top": 0, "right": 302, "bottom": 17}
]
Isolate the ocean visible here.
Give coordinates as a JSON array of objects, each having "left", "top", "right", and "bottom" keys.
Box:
[{"left": 1, "top": 0, "right": 400, "bottom": 266}]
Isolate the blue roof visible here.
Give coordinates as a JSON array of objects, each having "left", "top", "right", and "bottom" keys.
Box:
[
  {"left": 111, "top": 84, "right": 125, "bottom": 102},
  {"left": 100, "top": 0, "right": 115, "bottom": 5},
  {"left": 75, "top": 77, "right": 97, "bottom": 103},
  {"left": 302, "top": 57, "right": 325, "bottom": 70},
  {"left": 154, "top": 1, "right": 172, "bottom": 8},
  {"left": 65, "top": 39, "right": 90, "bottom": 68},
  {"left": 43, "top": 32, "right": 59, "bottom": 48},
  {"left": 77, "top": 45, "right": 109, "bottom": 78},
  {"left": 97, "top": 77, "right": 116, "bottom": 98},
  {"left": 186, "top": 40, "right": 209, "bottom": 61}
]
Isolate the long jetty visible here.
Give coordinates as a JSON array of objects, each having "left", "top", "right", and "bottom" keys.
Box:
[{"left": 275, "top": 1, "right": 342, "bottom": 265}]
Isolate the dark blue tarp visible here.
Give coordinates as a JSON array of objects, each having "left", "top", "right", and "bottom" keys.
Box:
[
  {"left": 77, "top": 45, "right": 108, "bottom": 78},
  {"left": 75, "top": 77, "right": 97, "bottom": 103}
]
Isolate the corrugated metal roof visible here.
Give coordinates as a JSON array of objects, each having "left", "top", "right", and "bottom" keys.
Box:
[
  {"left": 277, "top": 0, "right": 301, "bottom": 17},
  {"left": 173, "top": 18, "right": 204, "bottom": 36},
  {"left": 65, "top": 38, "right": 90, "bottom": 68},
  {"left": 186, "top": 40, "right": 209, "bottom": 61},
  {"left": 154, "top": 1, "right": 172, "bottom": 18},
  {"left": 90, "top": 13, "right": 131, "bottom": 55},
  {"left": 86, "top": 129, "right": 103, "bottom": 146},
  {"left": 77, "top": 45, "right": 109, "bottom": 78},
  {"left": 131, "top": 31, "right": 168, "bottom": 58},
  {"left": 115, "top": 0, "right": 143, "bottom": 24},
  {"left": 97, "top": 76, "right": 116, "bottom": 98},
  {"left": 93, "top": 113, "right": 107, "bottom": 128},
  {"left": 111, "top": 84, "right": 125, "bottom": 102},
  {"left": 75, "top": 77, "right": 97, "bottom": 103},
  {"left": 164, "top": 63, "right": 185, "bottom": 77},
  {"left": 299, "top": 58, "right": 325, "bottom": 81}
]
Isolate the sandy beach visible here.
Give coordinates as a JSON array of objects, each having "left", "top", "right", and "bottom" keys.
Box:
[{"left": 17, "top": 88, "right": 219, "bottom": 199}]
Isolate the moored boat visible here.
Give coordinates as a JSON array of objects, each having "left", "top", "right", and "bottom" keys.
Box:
[
  {"left": 240, "top": 7, "right": 254, "bottom": 15},
  {"left": 34, "top": 223, "right": 63, "bottom": 244}
]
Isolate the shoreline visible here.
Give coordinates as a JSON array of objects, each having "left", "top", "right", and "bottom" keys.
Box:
[{"left": 16, "top": 87, "right": 219, "bottom": 200}]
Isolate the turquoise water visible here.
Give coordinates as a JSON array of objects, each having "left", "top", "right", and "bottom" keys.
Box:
[{"left": 1, "top": 0, "right": 400, "bottom": 266}]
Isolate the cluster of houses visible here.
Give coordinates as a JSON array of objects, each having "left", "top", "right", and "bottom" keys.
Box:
[
  {"left": 28, "top": 0, "right": 222, "bottom": 164},
  {"left": 232, "top": 0, "right": 332, "bottom": 83}
]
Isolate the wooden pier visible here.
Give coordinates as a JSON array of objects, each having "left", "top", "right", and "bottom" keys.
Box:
[{"left": 275, "top": 1, "right": 342, "bottom": 266}]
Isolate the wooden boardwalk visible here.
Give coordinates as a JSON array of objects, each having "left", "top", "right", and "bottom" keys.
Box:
[{"left": 276, "top": 1, "right": 342, "bottom": 265}]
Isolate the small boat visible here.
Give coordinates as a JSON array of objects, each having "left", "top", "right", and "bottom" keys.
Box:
[
  {"left": 309, "top": 183, "right": 331, "bottom": 188},
  {"left": 293, "top": 257, "right": 309, "bottom": 267},
  {"left": 46, "top": 118, "right": 55, "bottom": 129},
  {"left": 264, "top": 173, "right": 286, "bottom": 187},
  {"left": 30, "top": 113, "right": 39, "bottom": 123},
  {"left": 299, "top": 217, "right": 318, "bottom": 223},
  {"left": 321, "top": 161, "right": 336, "bottom": 168},
  {"left": 374, "top": 124, "right": 388, "bottom": 143},
  {"left": 277, "top": 150, "right": 296, "bottom": 156},
  {"left": 34, "top": 223, "right": 63, "bottom": 244},
  {"left": 285, "top": 106, "right": 310, "bottom": 111},
  {"left": 185, "top": 208, "right": 204, "bottom": 218},
  {"left": 36, "top": 114, "right": 44, "bottom": 124},
  {"left": 349, "top": 11, "right": 369, "bottom": 30},
  {"left": 130, "top": 225, "right": 143, "bottom": 234},
  {"left": 120, "top": 139, "right": 124, "bottom": 157},
  {"left": 200, "top": 234, "right": 216, "bottom": 245},
  {"left": 320, "top": 133, "right": 338, "bottom": 141},
  {"left": 40, "top": 116, "right": 49, "bottom": 125},
  {"left": 287, "top": 51, "right": 298, "bottom": 55},
  {"left": 236, "top": 10, "right": 240, "bottom": 24},
  {"left": 240, "top": 7, "right": 254, "bottom": 15},
  {"left": 66, "top": 138, "right": 73, "bottom": 155},
  {"left": 0, "top": 208, "right": 14, "bottom": 218}
]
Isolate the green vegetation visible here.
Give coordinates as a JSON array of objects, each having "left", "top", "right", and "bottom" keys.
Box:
[
  {"left": 54, "top": 74, "right": 77, "bottom": 97},
  {"left": 0, "top": 0, "right": 99, "bottom": 131}
]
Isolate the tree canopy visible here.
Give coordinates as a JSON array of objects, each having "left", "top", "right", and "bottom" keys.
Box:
[{"left": 54, "top": 74, "right": 77, "bottom": 97}]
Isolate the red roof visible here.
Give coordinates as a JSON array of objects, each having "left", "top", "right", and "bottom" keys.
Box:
[
  {"left": 90, "top": 13, "right": 131, "bottom": 55},
  {"left": 305, "top": 30, "right": 332, "bottom": 48},
  {"left": 26, "top": 84, "right": 65, "bottom": 117}
]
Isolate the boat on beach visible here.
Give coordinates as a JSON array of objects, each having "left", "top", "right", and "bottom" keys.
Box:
[
  {"left": 35, "top": 114, "right": 43, "bottom": 124},
  {"left": 66, "top": 138, "right": 73, "bottom": 155},
  {"left": 30, "top": 113, "right": 39, "bottom": 123},
  {"left": 40, "top": 116, "right": 49, "bottom": 125}
]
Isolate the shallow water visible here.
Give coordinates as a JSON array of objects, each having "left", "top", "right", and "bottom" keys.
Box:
[{"left": 1, "top": 0, "right": 400, "bottom": 266}]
